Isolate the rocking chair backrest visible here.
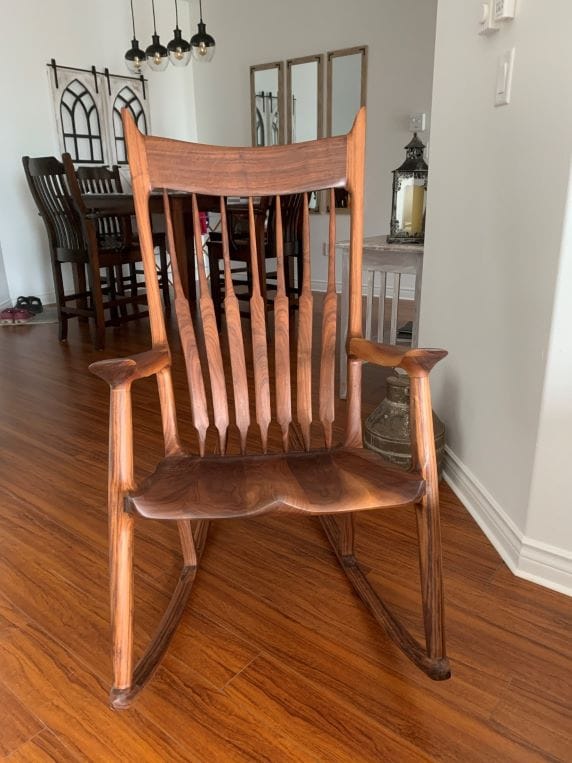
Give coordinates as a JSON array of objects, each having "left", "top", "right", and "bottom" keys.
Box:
[{"left": 123, "top": 108, "right": 366, "bottom": 456}]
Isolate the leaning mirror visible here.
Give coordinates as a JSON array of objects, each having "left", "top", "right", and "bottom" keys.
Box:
[
  {"left": 327, "top": 46, "right": 368, "bottom": 209},
  {"left": 250, "top": 61, "right": 284, "bottom": 147},
  {"left": 286, "top": 54, "right": 323, "bottom": 212}
]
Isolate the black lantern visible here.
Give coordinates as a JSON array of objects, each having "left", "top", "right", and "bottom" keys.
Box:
[{"left": 387, "top": 133, "right": 428, "bottom": 245}]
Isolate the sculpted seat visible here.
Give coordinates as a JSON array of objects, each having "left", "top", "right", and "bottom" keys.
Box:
[{"left": 90, "top": 106, "right": 451, "bottom": 709}]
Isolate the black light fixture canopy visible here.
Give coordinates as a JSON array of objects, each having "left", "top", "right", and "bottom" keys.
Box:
[
  {"left": 191, "top": 0, "right": 216, "bottom": 62},
  {"left": 125, "top": 0, "right": 147, "bottom": 74},
  {"left": 146, "top": 0, "right": 169, "bottom": 71},
  {"left": 167, "top": 0, "right": 191, "bottom": 67}
]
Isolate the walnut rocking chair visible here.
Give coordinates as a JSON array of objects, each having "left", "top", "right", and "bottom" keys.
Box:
[{"left": 90, "top": 107, "right": 450, "bottom": 709}]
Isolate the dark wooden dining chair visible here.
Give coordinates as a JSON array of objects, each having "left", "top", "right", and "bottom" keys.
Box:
[
  {"left": 207, "top": 193, "right": 303, "bottom": 326},
  {"left": 90, "top": 107, "right": 450, "bottom": 709},
  {"left": 22, "top": 155, "right": 102, "bottom": 346},
  {"left": 65, "top": 156, "right": 171, "bottom": 329},
  {"left": 74, "top": 162, "right": 171, "bottom": 315}
]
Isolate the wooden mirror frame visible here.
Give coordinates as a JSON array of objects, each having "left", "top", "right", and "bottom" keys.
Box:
[
  {"left": 326, "top": 45, "right": 368, "bottom": 137},
  {"left": 250, "top": 61, "right": 285, "bottom": 147},
  {"left": 286, "top": 53, "right": 324, "bottom": 143},
  {"left": 286, "top": 53, "right": 324, "bottom": 213},
  {"left": 326, "top": 45, "right": 368, "bottom": 212}
]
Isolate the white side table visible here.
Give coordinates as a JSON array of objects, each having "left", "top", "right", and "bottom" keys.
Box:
[{"left": 338, "top": 235, "right": 424, "bottom": 398}]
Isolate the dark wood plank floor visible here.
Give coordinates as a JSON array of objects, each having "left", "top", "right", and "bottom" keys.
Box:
[{"left": 0, "top": 302, "right": 570, "bottom": 762}]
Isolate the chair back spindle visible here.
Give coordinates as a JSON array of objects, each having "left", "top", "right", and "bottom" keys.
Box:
[
  {"left": 273, "top": 194, "right": 292, "bottom": 451},
  {"left": 219, "top": 196, "right": 250, "bottom": 453},
  {"left": 163, "top": 190, "right": 209, "bottom": 455},
  {"left": 191, "top": 194, "right": 229, "bottom": 453},
  {"left": 319, "top": 188, "right": 338, "bottom": 448},
  {"left": 296, "top": 193, "right": 313, "bottom": 450},
  {"left": 248, "top": 197, "right": 272, "bottom": 452}
]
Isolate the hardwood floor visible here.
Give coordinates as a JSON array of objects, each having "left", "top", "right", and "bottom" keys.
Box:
[{"left": 0, "top": 303, "right": 570, "bottom": 761}]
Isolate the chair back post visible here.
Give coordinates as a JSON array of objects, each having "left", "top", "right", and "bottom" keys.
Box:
[
  {"left": 344, "top": 107, "right": 366, "bottom": 447},
  {"left": 22, "top": 155, "right": 86, "bottom": 258},
  {"left": 122, "top": 109, "right": 168, "bottom": 349},
  {"left": 62, "top": 153, "right": 89, "bottom": 217}
]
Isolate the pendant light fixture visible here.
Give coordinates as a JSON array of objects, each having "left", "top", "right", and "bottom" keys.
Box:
[
  {"left": 145, "top": 0, "right": 169, "bottom": 72},
  {"left": 167, "top": 0, "right": 191, "bottom": 67},
  {"left": 190, "top": 0, "right": 216, "bottom": 63},
  {"left": 124, "top": 0, "right": 147, "bottom": 74}
]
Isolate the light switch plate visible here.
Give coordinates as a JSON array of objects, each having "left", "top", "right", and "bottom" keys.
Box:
[{"left": 495, "top": 48, "right": 515, "bottom": 106}]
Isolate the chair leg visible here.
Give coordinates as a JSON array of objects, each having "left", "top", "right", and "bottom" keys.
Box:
[
  {"left": 207, "top": 246, "right": 223, "bottom": 329},
  {"left": 73, "top": 262, "right": 89, "bottom": 323},
  {"left": 88, "top": 265, "right": 107, "bottom": 351},
  {"left": 51, "top": 258, "right": 68, "bottom": 342},
  {"left": 319, "top": 512, "right": 450, "bottom": 681},
  {"left": 109, "top": 517, "right": 210, "bottom": 710},
  {"left": 415, "top": 494, "right": 447, "bottom": 665},
  {"left": 109, "top": 507, "right": 135, "bottom": 708},
  {"left": 158, "top": 245, "right": 171, "bottom": 313}
]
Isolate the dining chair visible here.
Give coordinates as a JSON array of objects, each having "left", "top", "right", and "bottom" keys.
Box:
[
  {"left": 75, "top": 162, "right": 171, "bottom": 315},
  {"left": 207, "top": 194, "right": 303, "bottom": 327},
  {"left": 22, "top": 155, "right": 102, "bottom": 346},
  {"left": 90, "top": 107, "right": 450, "bottom": 709}
]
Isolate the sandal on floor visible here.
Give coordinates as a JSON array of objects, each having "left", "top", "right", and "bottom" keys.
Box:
[
  {"left": 0, "top": 307, "right": 34, "bottom": 324},
  {"left": 16, "top": 296, "right": 43, "bottom": 314}
]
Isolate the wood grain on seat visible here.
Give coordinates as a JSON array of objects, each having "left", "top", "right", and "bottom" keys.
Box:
[{"left": 126, "top": 448, "right": 425, "bottom": 520}]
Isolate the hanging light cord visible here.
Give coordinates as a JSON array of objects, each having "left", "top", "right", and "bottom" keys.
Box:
[
  {"left": 151, "top": 0, "right": 158, "bottom": 34},
  {"left": 199, "top": 0, "right": 204, "bottom": 22},
  {"left": 130, "top": 0, "right": 137, "bottom": 38},
  {"left": 174, "top": 0, "right": 179, "bottom": 28}
]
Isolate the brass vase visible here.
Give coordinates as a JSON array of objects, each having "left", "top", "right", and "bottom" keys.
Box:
[{"left": 364, "top": 374, "right": 445, "bottom": 475}]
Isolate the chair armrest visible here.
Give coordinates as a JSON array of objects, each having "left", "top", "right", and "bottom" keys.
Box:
[
  {"left": 349, "top": 338, "right": 447, "bottom": 377},
  {"left": 89, "top": 348, "right": 170, "bottom": 388}
]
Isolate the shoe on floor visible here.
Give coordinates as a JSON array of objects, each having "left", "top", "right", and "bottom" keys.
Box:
[
  {"left": 16, "top": 296, "right": 43, "bottom": 314},
  {"left": 0, "top": 307, "right": 34, "bottom": 324}
]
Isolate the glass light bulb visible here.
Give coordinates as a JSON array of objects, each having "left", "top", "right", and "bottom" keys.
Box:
[{"left": 125, "top": 39, "right": 147, "bottom": 74}]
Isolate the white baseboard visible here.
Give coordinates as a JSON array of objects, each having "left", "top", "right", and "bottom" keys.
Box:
[
  {"left": 311, "top": 278, "right": 415, "bottom": 300},
  {"left": 443, "top": 446, "right": 572, "bottom": 597}
]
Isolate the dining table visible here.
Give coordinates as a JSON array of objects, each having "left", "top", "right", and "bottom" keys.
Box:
[{"left": 82, "top": 192, "right": 268, "bottom": 304}]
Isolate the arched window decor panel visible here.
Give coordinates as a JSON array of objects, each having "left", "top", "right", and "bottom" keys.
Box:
[
  {"left": 113, "top": 86, "right": 147, "bottom": 164},
  {"left": 48, "top": 61, "right": 150, "bottom": 167},
  {"left": 60, "top": 79, "right": 104, "bottom": 163}
]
